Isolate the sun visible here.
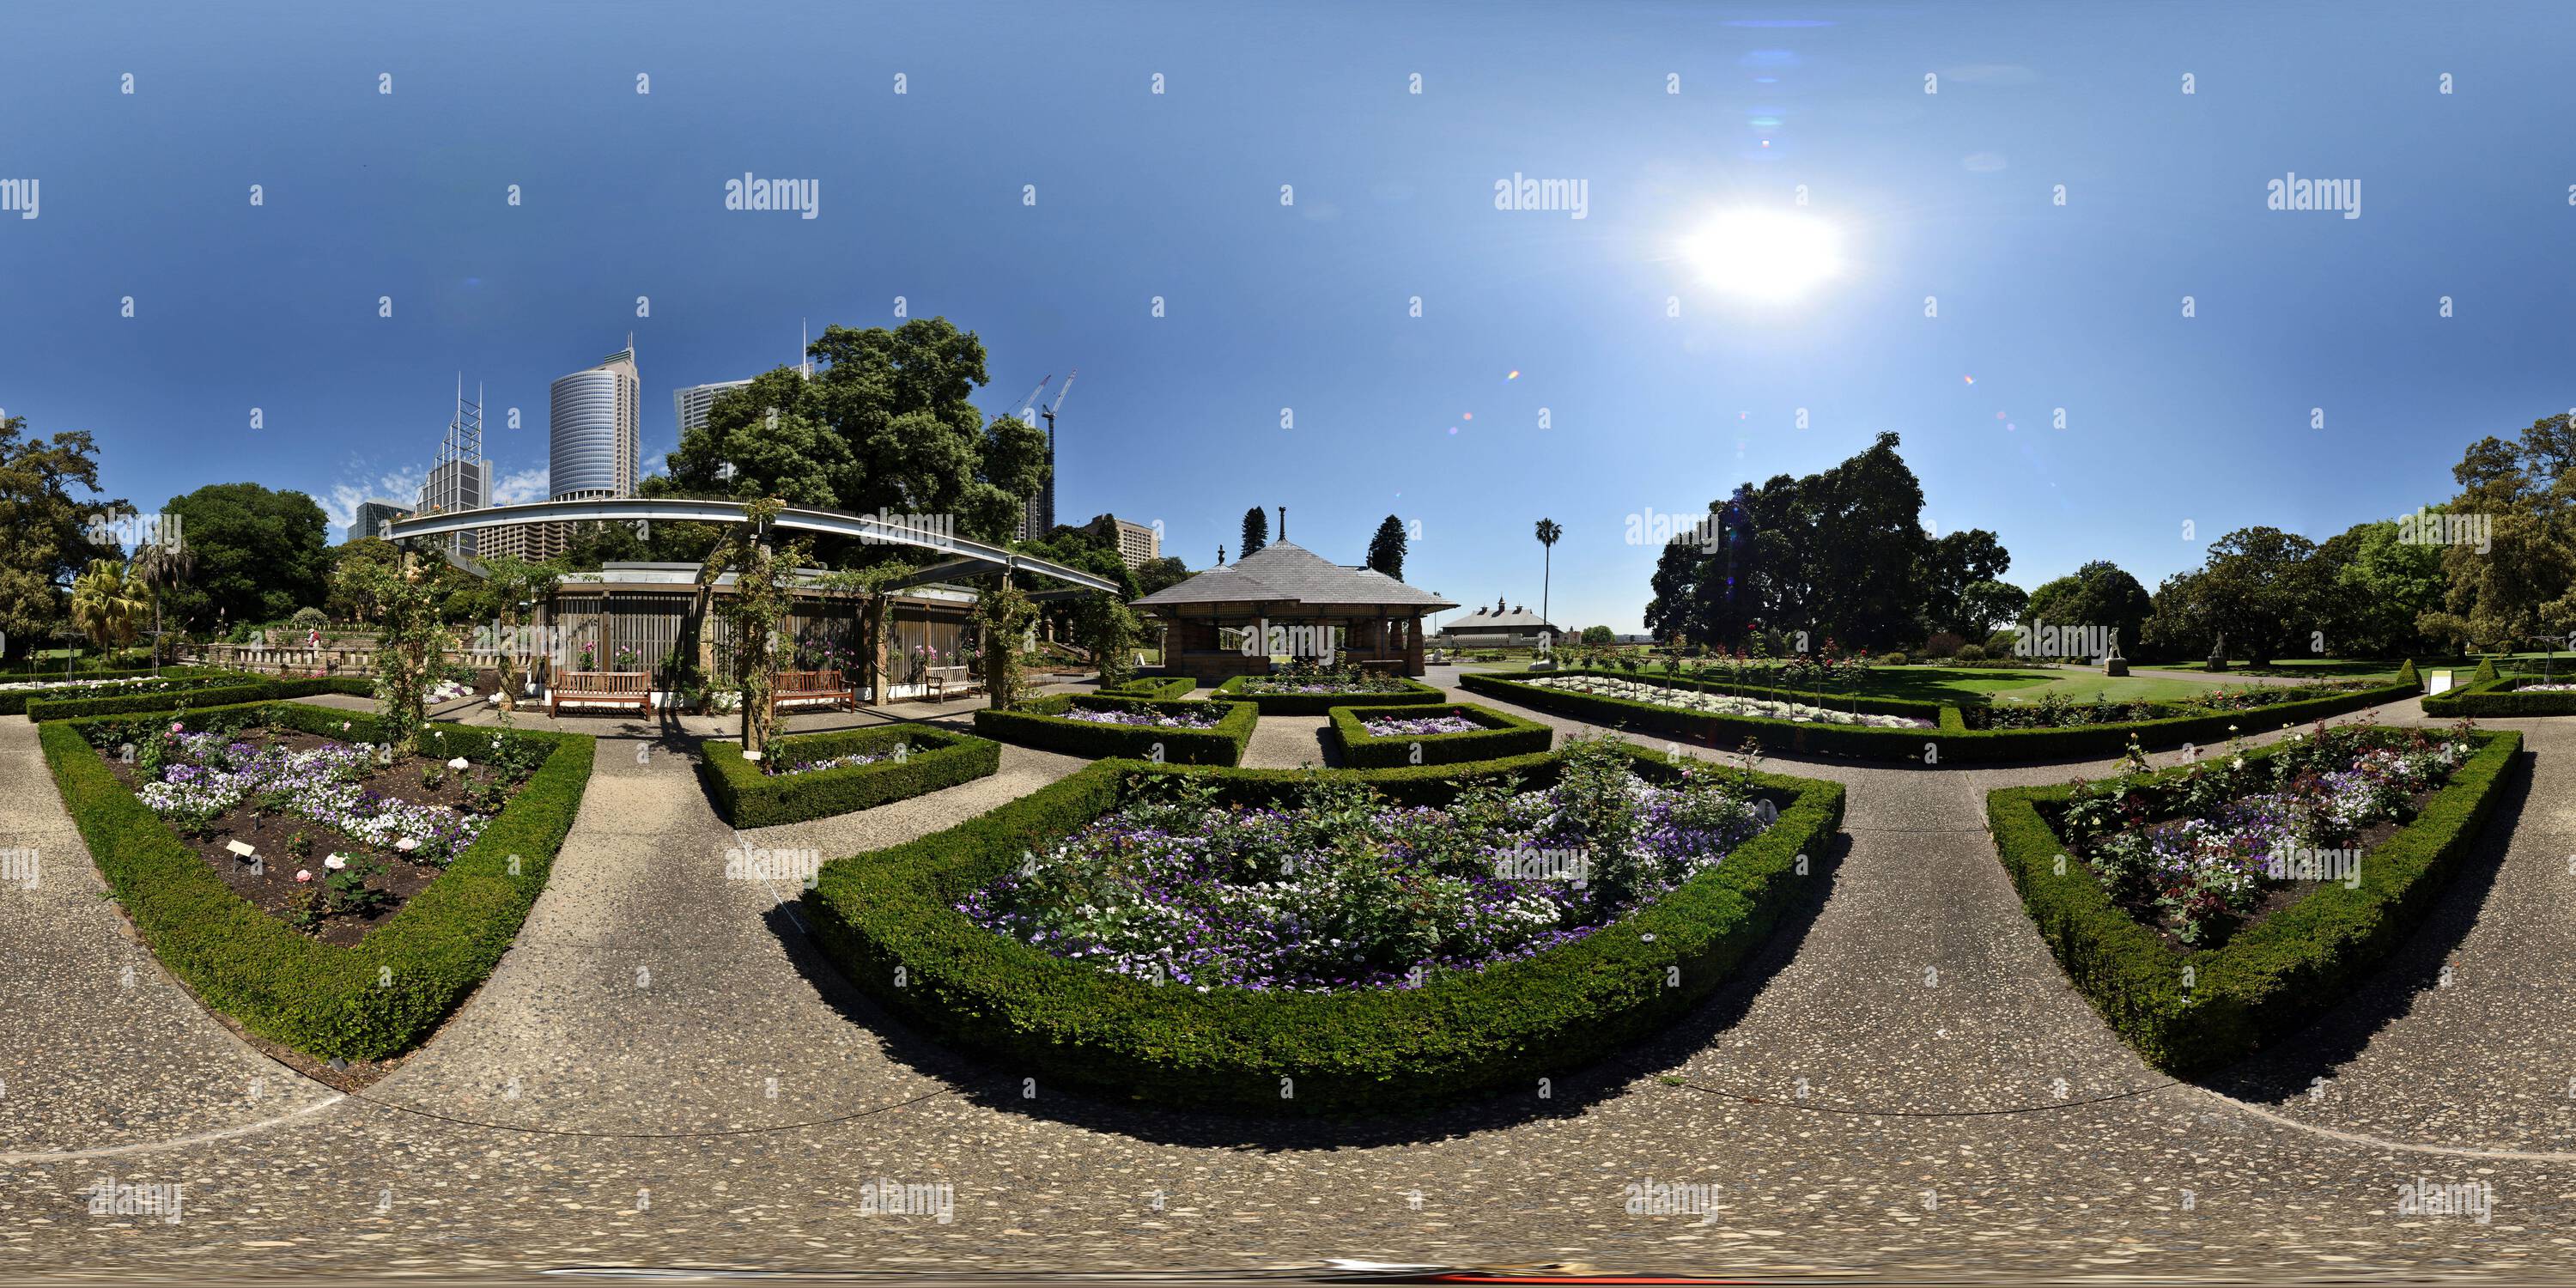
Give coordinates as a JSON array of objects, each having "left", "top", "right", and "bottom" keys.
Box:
[{"left": 1680, "top": 210, "right": 1842, "bottom": 301}]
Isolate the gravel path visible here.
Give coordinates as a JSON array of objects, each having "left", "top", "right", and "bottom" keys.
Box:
[{"left": 4, "top": 675, "right": 2571, "bottom": 1280}]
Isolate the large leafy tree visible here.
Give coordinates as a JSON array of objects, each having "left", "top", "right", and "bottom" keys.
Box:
[
  {"left": 2421, "top": 414, "right": 2576, "bottom": 654},
  {"left": 2153, "top": 529, "right": 2325, "bottom": 665},
  {"left": 1366, "top": 514, "right": 1407, "bottom": 580},
  {"left": 161, "top": 482, "right": 330, "bottom": 629},
  {"left": 665, "top": 318, "right": 1049, "bottom": 543},
  {"left": 1133, "top": 556, "right": 1193, "bottom": 598},
  {"left": 2026, "top": 560, "right": 2157, "bottom": 659},
  {"left": 2321, "top": 518, "right": 2446, "bottom": 657},
  {"left": 1921, "top": 528, "right": 2012, "bottom": 636},
  {"left": 0, "top": 412, "right": 124, "bottom": 665}
]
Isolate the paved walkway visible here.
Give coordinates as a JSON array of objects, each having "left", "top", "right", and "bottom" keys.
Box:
[{"left": 4, "top": 671, "right": 2573, "bottom": 1279}]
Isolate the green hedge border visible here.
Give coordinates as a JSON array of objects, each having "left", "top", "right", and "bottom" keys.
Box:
[
  {"left": 2421, "top": 673, "right": 2576, "bottom": 718},
  {"left": 974, "top": 694, "right": 1256, "bottom": 766},
  {"left": 1986, "top": 727, "right": 2523, "bottom": 1072},
  {"left": 699, "top": 724, "right": 1002, "bottom": 826},
  {"left": 39, "top": 700, "right": 595, "bottom": 1060},
  {"left": 802, "top": 741, "right": 1844, "bottom": 1113},
  {"left": 1328, "top": 702, "right": 1554, "bottom": 769},
  {"left": 1097, "top": 676, "right": 1198, "bottom": 700},
  {"left": 1210, "top": 674, "right": 1445, "bottom": 715},
  {"left": 2, "top": 667, "right": 249, "bottom": 718},
  {"left": 24, "top": 672, "right": 374, "bottom": 721},
  {"left": 1461, "top": 670, "right": 2417, "bottom": 764}
]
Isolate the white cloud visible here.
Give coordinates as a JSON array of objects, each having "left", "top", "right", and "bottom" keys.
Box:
[
  {"left": 491, "top": 466, "right": 550, "bottom": 506},
  {"left": 323, "top": 464, "right": 426, "bottom": 532}
]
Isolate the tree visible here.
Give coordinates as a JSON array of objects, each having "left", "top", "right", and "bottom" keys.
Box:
[
  {"left": 477, "top": 554, "right": 568, "bottom": 713},
  {"left": 326, "top": 538, "right": 405, "bottom": 623},
  {"left": 1534, "top": 519, "right": 1562, "bottom": 629},
  {"left": 1581, "top": 624, "right": 1616, "bottom": 645},
  {"left": 2324, "top": 519, "right": 2445, "bottom": 657},
  {"left": 701, "top": 498, "right": 813, "bottom": 757},
  {"left": 2169, "top": 529, "right": 2327, "bottom": 666},
  {"left": 1078, "top": 596, "right": 1143, "bottom": 683},
  {"left": 2420, "top": 414, "right": 2576, "bottom": 656},
  {"left": 0, "top": 413, "right": 124, "bottom": 666},
  {"left": 161, "top": 482, "right": 330, "bottom": 630},
  {"left": 664, "top": 318, "right": 1049, "bottom": 544},
  {"left": 1240, "top": 506, "right": 1268, "bottom": 556},
  {"left": 1366, "top": 515, "right": 1408, "bottom": 580},
  {"left": 1956, "top": 579, "right": 2028, "bottom": 637},
  {"left": 2026, "top": 561, "right": 2156, "bottom": 659},
  {"left": 127, "top": 535, "right": 195, "bottom": 672},
  {"left": 1921, "top": 529, "right": 2013, "bottom": 636},
  {"left": 1134, "top": 556, "right": 1193, "bottom": 598},
  {"left": 70, "top": 559, "right": 148, "bottom": 658}
]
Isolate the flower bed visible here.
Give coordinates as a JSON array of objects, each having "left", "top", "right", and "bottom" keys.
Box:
[
  {"left": 2422, "top": 672, "right": 2576, "bottom": 718},
  {"left": 973, "top": 694, "right": 1257, "bottom": 766},
  {"left": 0, "top": 666, "right": 237, "bottom": 714},
  {"left": 20, "top": 671, "right": 373, "bottom": 721},
  {"left": 1461, "top": 669, "right": 2417, "bottom": 764},
  {"left": 1364, "top": 713, "right": 1481, "bottom": 736},
  {"left": 1987, "top": 721, "right": 2522, "bottom": 1072},
  {"left": 39, "top": 701, "right": 592, "bottom": 1060},
  {"left": 802, "top": 738, "right": 1844, "bottom": 1113},
  {"left": 1211, "top": 673, "right": 1444, "bottom": 715},
  {"left": 1528, "top": 673, "right": 1935, "bottom": 728},
  {"left": 699, "top": 724, "right": 1001, "bottom": 827},
  {"left": 1328, "top": 701, "right": 1553, "bottom": 769}
]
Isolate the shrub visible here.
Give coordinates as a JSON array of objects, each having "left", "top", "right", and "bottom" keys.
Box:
[
  {"left": 0, "top": 667, "right": 239, "bottom": 717},
  {"left": 1877, "top": 652, "right": 1908, "bottom": 667},
  {"left": 289, "top": 607, "right": 328, "bottom": 630},
  {"left": 1955, "top": 644, "right": 1987, "bottom": 661},
  {"left": 1097, "top": 676, "right": 1197, "bottom": 701},
  {"left": 700, "top": 724, "right": 1001, "bottom": 826},
  {"left": 21, "top": 672, "right": 373, "bottom": 721},
  {"left": 1212, "top": 674, "right": 1445, "bottom": 715},
  {"left": 1988, "top": 728, "right": 2520, "bottom": 1072},
  {"left": 975, "top": 694, "right": 1257, "bottom": 765},
  {"left": 2394, "top": 659, "right": 2421, "bottom": 691},
  {"left": 2422, "top": 672, "right": 2576, "bottom": 718},
  {"left": 39, "top": 700, "right": 592, "bottom": 1060},
  {"left": 2471, "top": 656, "right": 2499, "bottom": 685},
  {"left": 1328, "top": 702, "right": 1554, "bottom": 769},
  {"left": 1920, "top": 632, "right": 1963, "bottom": 659},
  {"left": 800, "top": 741, "right": 1844, "bottom": 1113}
]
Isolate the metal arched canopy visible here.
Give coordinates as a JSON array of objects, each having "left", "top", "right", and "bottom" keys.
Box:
[{"left": 381, "top": 497, "right": 1122, "bottom": 594}]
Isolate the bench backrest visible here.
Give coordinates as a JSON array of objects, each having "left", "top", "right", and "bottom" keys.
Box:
[
  {"left": 559, "top": 670, "right": 652, "bottom": 695},
  {"left": 775, "top": 668, "right": 846, "bottom": 694}
]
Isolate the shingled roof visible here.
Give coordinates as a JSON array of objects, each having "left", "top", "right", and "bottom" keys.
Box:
[
  {"left": 1133, "top": 540, "right": 1456, "bottom": 611},
  {"left": 1437, "top": 603, "right": 1556, "bottom": 635}
]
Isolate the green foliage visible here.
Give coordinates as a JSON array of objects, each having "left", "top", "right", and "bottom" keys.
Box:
[
  {"left": 975, "top": 695, "right": 1257, "bottom": 765},
  {"left": 1366, "top": 514, "right": 1408, "bottom": 579},
  {"left": 1987, "top": 728, "right": 2520, "bottom": 1072},
  {"left": 2421, "top": 666, "right": 2576, "bottom": 716},
  {"left": 798, "top": 741, "right": 1844, "bottom": 1113},
  {"left": 1581, "top": 625, "right": 1617, "bottom": 646},
  {"left": 1077, "top": 597, "right": 1143, "bottom": 684},
  {"left": 1209, "top": 674, "right": 1443, "bottom": 715},
  {"left": 70, "top": 558, "right": 149, "bottom": 654},
  {"left": 1328, "top": 702, "right": 1553, "bottom": 768},
  {"left": 972, "top": 580, "right": 1038, "bottom": 712},
  {"left": 699, "top": 726, "right": 1001, "bottom": 827},
  {"left": 2024, "top": 561, "right": 2156, "bottom": 658},
  {"left": 0, "top": 411, "right": 126, "bottom": 666},
  {"left": 25, "top": 679, "right": 272, "bottom": 721},
  {"left": 40, "top": 701, "right": 592, "bottom": 1060},
  {"left": 2395, "top": 658, "right": 2421, "bottom": 691},
  {"left": 1097, "top": 676, "right": 1196, "bottom": 699},
  {"left": 161, "top": 481, "right": 331, "bottom": 630},
  {"left": 700, "top": 497, "right": 811, "bottom": 756},
  {"left": 1240, "top": 506, "right": 1268, "bottom": 556}
]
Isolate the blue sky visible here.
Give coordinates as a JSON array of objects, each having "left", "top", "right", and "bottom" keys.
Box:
[{"left": 4, "top": 0, "right": 2572, "bottom": 633}]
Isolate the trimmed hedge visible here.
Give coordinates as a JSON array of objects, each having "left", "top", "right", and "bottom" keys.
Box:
[
  {"left": 1, "top": 668, "right": 246, "bottom": 718},
  {"left": 700, "top": 724, "right": 1002, "bottom": 826},
  {"left": 1987, "top": 728, "right": 2523, "bottom": 1072},
  {"left": 2422, "top": 672, "right": 2576, "bottom": 718},
  {"left": 1211, "top": 674, "right": 1445, "bottom": 715},
  {"left": 39, "top": 700, "right": 594, "bottom": 1060},
  {"left": 1097, "top": 676, "right": 1198, "bottom": 700},
  {"left": 802, "top": 741, "right": 1845, "bottom": 1113},
  {"left": 1461, "top": 670, "right": 2418, "bottom": 764},
  {"left": 21, "top": 671, "right": 374, "bottom": 721},
  {"left": 1328, "top": 702, "right": 1554, "bottom": 769},
  {"left": 974, "top": 694, "right": 1257, "bottom": 766}
]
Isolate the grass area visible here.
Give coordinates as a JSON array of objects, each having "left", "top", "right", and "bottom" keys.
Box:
[
  {"left": 1987, "top": 671, "right": 2244, "bottom": 704},
  {"left": 2140, "top": 654, "right": 2572, "bottom": 681}
]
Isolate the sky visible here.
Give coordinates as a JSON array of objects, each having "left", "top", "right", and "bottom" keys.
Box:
[{"left": 4, "top": 0, "right": 2573, "bottom": 635}]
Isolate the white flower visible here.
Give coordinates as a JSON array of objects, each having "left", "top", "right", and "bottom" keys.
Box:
[
  {"left": 447, "top": 756, "right": 468, "bottom": 770},
  {"left": 2231, "top": 757, "right": 2245, "bottom": 770},
  {"left": 324, "top": 854, "right": 348, "bottom": 871},
  {"left": 395, "top": 837, "right": 418, "bottom": 853}
]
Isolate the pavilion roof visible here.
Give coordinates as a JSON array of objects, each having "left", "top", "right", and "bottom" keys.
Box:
[{"left": 1132, "top": 540, "right": 1455, "bottom": 612}]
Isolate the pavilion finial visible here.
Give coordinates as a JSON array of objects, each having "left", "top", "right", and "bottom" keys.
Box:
[{"left": 1277, "top": 506, "right": 1286, "bottom": 542}]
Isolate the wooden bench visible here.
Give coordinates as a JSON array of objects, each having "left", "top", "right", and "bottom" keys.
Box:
[
  {"left": 770, "top": 667, "right": 856, "bottom": 715},
  {"left": 548, "top": 671, "right": 655, "bottom": 718}
]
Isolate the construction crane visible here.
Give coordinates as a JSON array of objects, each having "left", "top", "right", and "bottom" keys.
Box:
[
  {"left": 1039, "top": 369, "right": 1077, "bottom": 438},
  {"left": 1012, "top": 374, "right": 1052, "bottom": 424}
]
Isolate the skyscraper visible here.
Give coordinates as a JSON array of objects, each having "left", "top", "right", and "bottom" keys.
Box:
[
  {"left": 551, "top": 340, "right": 640, "bottom": 501},
  {"left": 673, "top": 378, "right": 753, "bottom": 437},
  {"left": 416, "top": 380, "right": 487, "bottom": 559},
  {"left": 344, "top": 499, "right": 412, "bottom": 545}
]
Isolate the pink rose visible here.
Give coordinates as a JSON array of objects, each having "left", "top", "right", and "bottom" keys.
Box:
[{"left": 294, "top": 870, "right": 313, "bottom": 883}]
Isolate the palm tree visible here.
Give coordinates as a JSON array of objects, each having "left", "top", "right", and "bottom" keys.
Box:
[
  {"left": 1534, "top": 518, "right": 1562, "bottom": 649},
  {"left": 70, "top": 559, "right": 149, "bottom": 665},
  {"left": 128, "top": 539, "right": 195, "bottom": 676}
]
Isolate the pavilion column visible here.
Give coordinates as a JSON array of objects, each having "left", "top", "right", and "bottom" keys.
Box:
[
  {"left": 1404, "top": 614, "right": 1425, "bottom": 676},
  {"left": 861, "top": 594, "right": 889, "bottom": 703}
]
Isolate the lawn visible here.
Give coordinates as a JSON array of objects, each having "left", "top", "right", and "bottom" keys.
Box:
[{"left": 2139, "top": 653, "right": 2573, "bottom": 682}]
